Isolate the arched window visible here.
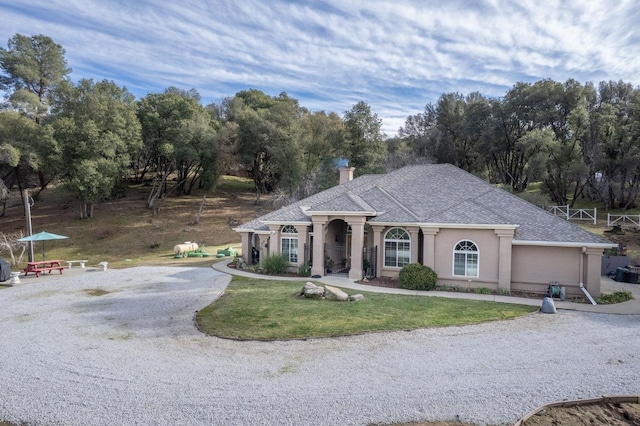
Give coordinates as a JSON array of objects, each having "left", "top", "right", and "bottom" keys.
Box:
[
  {"left": 453, "top": 240, "right": 479, "bottom": 277},
  {"left": 281, "top": 225, "right": 298, "bottom": 263},
  {"left": 384, "top": 227, "right": 410, "bottom": 268}
]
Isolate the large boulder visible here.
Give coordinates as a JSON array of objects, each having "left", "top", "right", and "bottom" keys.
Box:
[
  {"left": 348, "top": 294, "right": 365, "bottom": 302},
  {"left": 234, "top": 256, "right": 248, "bottom": 270},
  {"left": 301, "top": 282, "right": 325, "bottom": 299},
  {"left": 540, "top": 297, "right": 557, "bottom": 314},
  {"left": 324, "top": 285, "right": 349, "bottom": 301}
]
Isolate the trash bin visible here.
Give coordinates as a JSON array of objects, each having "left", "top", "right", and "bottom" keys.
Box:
[
  {"left": 616, "top": 267, "right": 629, "bottom": 282},
  {"left": 0, "top": 258, "right": 10, "bottom": 282},
  {"left": 627, "top": 270, "right": 639, "bottom": 284}
]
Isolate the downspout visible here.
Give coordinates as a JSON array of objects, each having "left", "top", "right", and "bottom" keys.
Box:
[
  {"left": 579, "top": 246, "right": 584, "bottom": 286},
  {"left": 579, "top": 246, "right": 597, "bottom": 305}
]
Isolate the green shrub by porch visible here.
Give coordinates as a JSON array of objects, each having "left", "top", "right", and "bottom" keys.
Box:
[
  {"left": 298, "top": 262, "right": 311, "bottom": 277},
  {"left": 262, "top": 254, "right": 290, "bottom": 275},
  {"left": 399, "top": 263, "right": 437, "bottom": 290}
]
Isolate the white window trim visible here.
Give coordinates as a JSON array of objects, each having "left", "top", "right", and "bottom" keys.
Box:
[
  {"left": 281, "top": 236, "right": 299, "bottom": 264},
  {"left": 452, "top": 239, "right": 479, "bottom": 278},
  {"left": 281, "top": 225, "right": 298, "bottom": 264},
  {"left": 383, "top": 227, "right": 411, "bottom": 268}
]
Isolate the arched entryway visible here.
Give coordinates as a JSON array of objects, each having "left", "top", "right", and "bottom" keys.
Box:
[{"left": 324, "top": 219, "right": 349, "bottom": 274}]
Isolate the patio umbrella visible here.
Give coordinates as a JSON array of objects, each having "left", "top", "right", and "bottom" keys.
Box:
[{"left": 18, "top": 231, "right": 69, "bottom": 261}]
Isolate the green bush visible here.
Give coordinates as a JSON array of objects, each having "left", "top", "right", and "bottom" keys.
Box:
[
  {"left": 297, "top": 262, "right": 311, "bottom": 277},
  {"left": 398, "top": 263, "right": 437, "bottom": 291},
  {"left": 474, "top": 287, "right": 492, "bottom": 294},
  {"left": 262, "top": 254, "right": 290, "bottom": 275},
  {"left": 596, "top": 290, "right": 633, "bottom": 304}
]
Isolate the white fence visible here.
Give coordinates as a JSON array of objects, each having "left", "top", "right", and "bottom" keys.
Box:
[
  {"left": 547, "top": 205, "right": 597, "bottom": 225},
  {"left": 607, "top": 214, "right": 640, "bottom": 228}
]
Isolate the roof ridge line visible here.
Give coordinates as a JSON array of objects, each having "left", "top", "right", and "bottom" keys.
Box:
[
  {"left": 375, "top": 186, "right": 421, "bottom": 221},
  {"left": 428, "top": 188, "right": 510, "bottom": 222},
  {"left": 346, "top": 192, "right": 375, "bottom": 212}
]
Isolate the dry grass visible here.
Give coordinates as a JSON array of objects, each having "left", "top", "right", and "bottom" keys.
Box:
[
  {"left": 3, "top": 176, "right": 640, "bottom": 270},
  {"left": 0, "top": 176, "right": 273, "bottom": 269}
]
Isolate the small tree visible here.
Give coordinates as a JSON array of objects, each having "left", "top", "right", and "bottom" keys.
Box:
[
  {"left": 0, "top": 231, "right": 28, "bottom": 265},
  {"left": 398, "top": 263, "right": 438, "bottom": 291}
]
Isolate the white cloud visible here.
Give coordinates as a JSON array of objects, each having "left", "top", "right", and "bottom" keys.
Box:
[{"left": 0, "top": 0, "right": 638, "bottom": 135}]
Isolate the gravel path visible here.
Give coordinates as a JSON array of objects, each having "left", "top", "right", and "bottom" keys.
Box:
[{"left": 1, "top": 266, "right": 639, "bottom": 426}]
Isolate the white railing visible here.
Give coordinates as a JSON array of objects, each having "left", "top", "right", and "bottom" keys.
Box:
[
  {"left": 607, "top": 213, "right": 640, "bottom": 227},
  {"left": 547, "top": 205, "right": 569, "bottom": 220},
  {"left": 568, "top": 208, "right": 597, "bottom": 224},
  {"left": 547, "top": 205, "right": 597, "bottom": 225}
]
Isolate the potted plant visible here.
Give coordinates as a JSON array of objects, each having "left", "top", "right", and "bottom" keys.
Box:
[
  {"left": 363, "top": 258, "right": 372, "bottom": 277},
  {"left": 326, "top": 257, "right": 335, "bottom": 273}
]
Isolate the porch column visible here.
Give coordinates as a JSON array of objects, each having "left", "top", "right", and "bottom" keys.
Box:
[
  {"left": 267, "top": 225, "right": 281, "bottom": 255},
  {"left": 297, "top": 226, "right": 309, "bottom": 265},
  {"left": 239, "top": 231, "right": 252, "bottom": 260},
  {"left": 420, "top": 227, "right": 440, "bottom": 269},
  {"left": 310, "top": 215, "right": 328, "bottom": 276},
  {"left": 257, "top": 234, "right": 270, "bottom": 265},
  {"left": 370, "top": 225, "right": 385, "bottom": 277},
  {"left": 584, "top": 247, "right": 603, "bottom": 297},
  {"left": 406, "top": 226, "right": 419, "bottom": 264},
  {"left": 347, "top": 217, "right": 366, "bottom": 280},
  {"left": 495, "top": 229, "right": 515, "bottom": 291}
]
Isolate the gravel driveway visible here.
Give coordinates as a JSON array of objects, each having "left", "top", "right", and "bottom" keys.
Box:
[{"left": 1, "top": 266, "right": 639, "bottom": 425}]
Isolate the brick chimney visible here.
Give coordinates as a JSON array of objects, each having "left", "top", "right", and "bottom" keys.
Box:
[{"left": 339, "top": 166, "right": 355, "bottom": 185}]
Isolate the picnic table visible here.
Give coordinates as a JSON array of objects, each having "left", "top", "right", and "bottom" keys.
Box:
[{"left": 23, "top": 260, "right": 64, "bottom": 277}]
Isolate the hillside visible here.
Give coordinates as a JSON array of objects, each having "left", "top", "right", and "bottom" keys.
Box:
[
  {"left": 2, "top": 176, "right": 639, "bottom": 270},
  {"left": 0, "top": 177, "right": 273, "bottom": 268}
]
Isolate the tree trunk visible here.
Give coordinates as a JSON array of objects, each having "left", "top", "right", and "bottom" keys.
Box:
[
  {"left": 195, "top": 192, "right": 207, "bottom": 224},
  {"left": 186, "top": 164, "right": 202, "bottom": 195},
  {"left": 80, "top": 200, "right": 88, "bottom": 219},
  {"left": 148, "top": 167, "right": 169, "bottom": 210}
]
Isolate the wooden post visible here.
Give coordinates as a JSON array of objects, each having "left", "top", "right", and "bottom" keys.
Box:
[{"left": 23, "top": 188, "right": 34, "bottom": 262}]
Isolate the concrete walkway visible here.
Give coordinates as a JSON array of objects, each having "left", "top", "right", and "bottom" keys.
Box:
[{"left": 212, "top": 260, "right": 640, "bottom": 315}]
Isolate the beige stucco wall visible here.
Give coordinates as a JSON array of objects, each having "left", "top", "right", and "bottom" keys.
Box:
[
  {"left": 378, "top": 225, "right": 413, "bottom": 278},
  {"left": 378, "top": 227, "right": 502, "bottom": 290},
  {"left": 511, "top": 245, "right": 582, "bottom": 295},
  {"left": 242, "top": 219, "right": 605, "bottom": 296},
  {"left": 431, "top": 228, "right": 501, "bottom": 289}
]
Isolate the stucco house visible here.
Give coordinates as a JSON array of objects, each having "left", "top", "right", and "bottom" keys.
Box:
[{"left": 234, "top": 164, "right": 615, "bottom": 297}]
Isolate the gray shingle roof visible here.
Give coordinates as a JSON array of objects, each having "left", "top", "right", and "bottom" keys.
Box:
[{"left": 237, "top": 164, "right": 612, "bottom": 245}]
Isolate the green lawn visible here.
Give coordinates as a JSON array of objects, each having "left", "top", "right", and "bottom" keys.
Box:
[{"left": 195, "top": 276, "right": 538, "bottom": 340}]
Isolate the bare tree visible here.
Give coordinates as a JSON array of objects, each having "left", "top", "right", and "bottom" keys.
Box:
[{"left": 0, "top": 231, "right": 27, "bottom": 265}]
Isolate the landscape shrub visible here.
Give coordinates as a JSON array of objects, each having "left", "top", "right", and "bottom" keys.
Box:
[
  {"left": 596, "top": 290, "right": 633, "bottom": 304},
  {"left": 398, "top": 263, "right": 437, "bottom": 290},
  {"left": 262, "top": 254, "right": 290, "bottom": 275},
  {"left": 474, "top": 287, "right": 492, "bottom": 294},
  {"left": 297, "top": 262, "right": 311, "bottom": 277}
]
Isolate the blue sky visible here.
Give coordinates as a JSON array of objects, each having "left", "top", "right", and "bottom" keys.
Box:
[{"left": 1, "top": 0, "right": 639, "bottom": 136}]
